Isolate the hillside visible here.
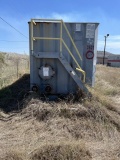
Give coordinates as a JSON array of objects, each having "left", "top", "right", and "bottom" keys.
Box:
[
  {"left": 0, "top": 65, "right": 120, "bottom": 160},
  {"left": 0, "top": 52, "right": 29, "bottom": 89}
]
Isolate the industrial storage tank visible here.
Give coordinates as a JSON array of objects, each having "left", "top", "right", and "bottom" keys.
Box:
[{"left": 29, "top": 19, "right": 99, "bottom": 95}]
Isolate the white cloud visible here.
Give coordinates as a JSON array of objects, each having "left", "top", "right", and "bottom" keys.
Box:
[
  {"left": 35, "top": 12, "right": 87, "bottom": 22},
  {"left": 51, "top": 13, "right": 73, "bottom": 21},
  {"left": 51, "top": 12, "right": 86, "bottom": 22}
]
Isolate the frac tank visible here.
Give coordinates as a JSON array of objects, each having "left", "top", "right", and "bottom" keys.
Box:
[{"left": 28, "top": 19, "right": 99, "bottom": 95}]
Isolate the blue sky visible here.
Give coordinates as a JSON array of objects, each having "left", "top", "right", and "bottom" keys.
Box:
[{"left": 0, "top": 0, "right": 120, "bottom": 54}]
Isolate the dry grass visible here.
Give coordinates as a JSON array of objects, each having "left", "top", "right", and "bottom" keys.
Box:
[
  {"left": 0, "top": 52, "right": 5, "bottom": 68},
  {"left": 0, "top": 152, "right": 25, "bottom": 160},
  {"left": 0, "top": 64, "right": 120, "bottom": 160},
  {"left": 30, "top": 142, "right": 91, "bottom": 160},
  {"left": 0, "top": 142, "right": 91, "bottom": 160},
  {"left": 0, "top": 52, "right": 29, "bottom": 89}
]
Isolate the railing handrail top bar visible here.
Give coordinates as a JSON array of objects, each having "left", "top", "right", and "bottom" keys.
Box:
[
  {"left": 33, "top": 37, "right": 61, "bottom": 40},
  {"left": 31, "top": 19, "right": 63, "bottom": 23}
]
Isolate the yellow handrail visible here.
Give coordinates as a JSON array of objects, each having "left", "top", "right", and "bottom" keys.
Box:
[
  {"left": 33, "top": 37, "right": 60, "bottom": 40},
  {"left": 31, "top": 20, "right": 33, "bottom": 52},
  {"left": 60, "top": 22, "right": 62, "bottom": 56},
  {"left": 61, "top": 39, "right": 81, "bottom": 68},
  {"left": 31, "top": 18, "right": 62, "bottom": 22},
  {"left": 76, "top": 68, "right": 86, "bottom": 83},
  {"left": 62, "top": 20, "right": 82, "bottom": 61}
]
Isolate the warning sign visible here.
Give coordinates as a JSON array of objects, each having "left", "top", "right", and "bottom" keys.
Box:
[{"left": 86, "top": 24, "right": 95, "bottom": 38}]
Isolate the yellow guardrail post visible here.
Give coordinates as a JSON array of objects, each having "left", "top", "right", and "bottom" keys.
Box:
[
  {"left": 60, "top": 20, "right": 62, "bottom": 57},
  {"left": 31, "top": 19, "right": 33, "bottom": 54}
]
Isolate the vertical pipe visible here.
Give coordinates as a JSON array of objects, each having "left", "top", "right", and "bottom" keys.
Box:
[
  {"left": 60, "top": 21, "right": 62, "bottom": 57},
  {"left": 103, "top": 36, "right": 106, "bottom": 65},
  {"left": 31, "top": 20, "right": 33, "bottom": 54},
  {"left": 16, "top": 59, "right": 19, "bottom": 78}
]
